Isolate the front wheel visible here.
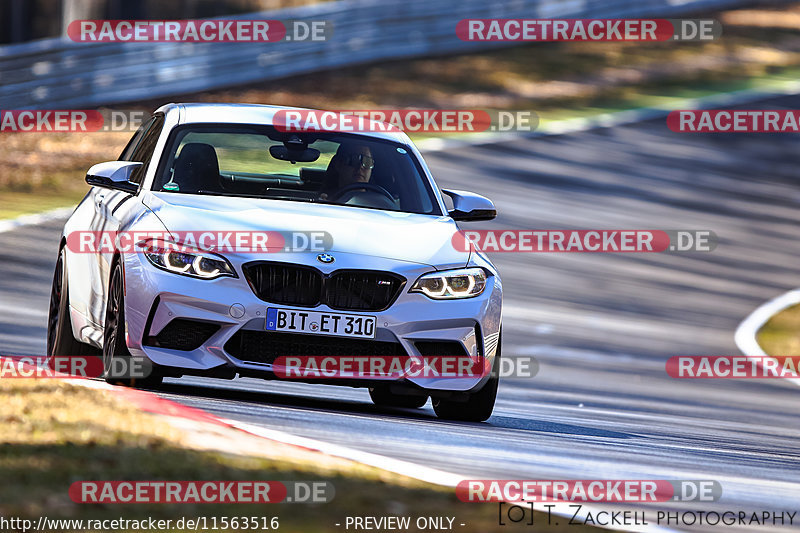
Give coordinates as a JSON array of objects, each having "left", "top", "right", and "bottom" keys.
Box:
[
  {"left": 432, "top": 332, "right": 500, "bottom": 422},
  {"left": 47, "top": 248, "right": 100, "bottom": 361},
  {"left": 103, "top": 260, "right": 162, "bottom": 388}
]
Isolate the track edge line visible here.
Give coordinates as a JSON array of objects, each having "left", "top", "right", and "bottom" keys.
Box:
[{"left": 734, "top": 288, "right": 800, "bottom": 387}]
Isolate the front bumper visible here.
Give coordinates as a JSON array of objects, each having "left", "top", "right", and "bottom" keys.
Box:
[{"left": 123, "top": 249, "right": 502, "bottom": 393}]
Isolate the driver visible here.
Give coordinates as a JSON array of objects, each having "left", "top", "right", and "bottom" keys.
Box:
[{"left": 319, "top": 144, "right": 375, "bottom": 201}]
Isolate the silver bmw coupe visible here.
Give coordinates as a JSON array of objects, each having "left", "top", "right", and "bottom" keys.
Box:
[{"left": 47, "top": 103, "right": 502, "bottom": 421}]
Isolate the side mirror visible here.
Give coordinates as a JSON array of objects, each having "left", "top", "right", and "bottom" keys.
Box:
[
  {"left": 85, "top": 161, "right": 142, "bottom": 194},
  {"left": 442, "top": 189, "right": 496, "bottom": 221}
]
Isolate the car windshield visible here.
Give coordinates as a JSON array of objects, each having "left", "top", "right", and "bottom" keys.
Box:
[{"left": 153, "top": 124, "right": 441, "bottom": 215}]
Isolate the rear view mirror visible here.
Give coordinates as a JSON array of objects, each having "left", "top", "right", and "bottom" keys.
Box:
[
  {"left": 85, "top": 161, "right": 142, "bottom": 194},
  {"left": 442, "top": 189, "right": 496, "bottom": 221},
  {"left": 269, "top": 145, "right": 320, "bottom": 163}
]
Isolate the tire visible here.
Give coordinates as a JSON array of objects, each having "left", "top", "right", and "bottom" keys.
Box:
[
  {"left": 369, "top": 387, "right": 428, "bottom": 408},
  {"left": 47, "top": 248, "right": 101, "bottom": 363},
  {"left": 432, "top": 332, "right": 501, "bottom": 422},
  {"left": 103, "top": 259, "right": 162, "bottom": 388}
]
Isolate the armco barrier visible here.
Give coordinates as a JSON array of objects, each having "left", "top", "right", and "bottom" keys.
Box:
[{"left": 0, "top": 0, "right": 781, "bottom": 109}]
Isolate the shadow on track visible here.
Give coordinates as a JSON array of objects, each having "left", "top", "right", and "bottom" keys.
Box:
[
  {"left": 151, "top": 379, "right": 636, "bottom": 439},
  {"left": 154, "top": 379, "right": 441, "bottom": 421}
]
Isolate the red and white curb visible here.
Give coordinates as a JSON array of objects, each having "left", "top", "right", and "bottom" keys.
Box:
[
  {"left": 62, "top": 375, "right": 464, "bottom": 480},
  {"left": 48, "top": 373, "right": 675, "bottom": 533}
]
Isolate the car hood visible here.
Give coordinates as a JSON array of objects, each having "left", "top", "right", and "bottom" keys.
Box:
[{"left": 142, "top": 192, "right": 469, "bottom": 268}]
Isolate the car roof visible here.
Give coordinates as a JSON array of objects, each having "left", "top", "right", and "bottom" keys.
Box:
[{"left": 155, "top": 102, "right": 410, "bottom": 143}]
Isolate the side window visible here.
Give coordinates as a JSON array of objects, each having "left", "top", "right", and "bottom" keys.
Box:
[
  {"left": 119, "top": 117, "right": 155, "bottom": 162},
  {"left": 128, "top": 115, "right": 165, "bottom": 185}
]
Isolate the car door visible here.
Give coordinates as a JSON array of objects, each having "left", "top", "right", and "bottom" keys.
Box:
[
  {"left": 73, "top": 116, "right": 153, "bottom": 334},
  {"left": 90, "top": 114, "right": 165, "bottom": 327}
]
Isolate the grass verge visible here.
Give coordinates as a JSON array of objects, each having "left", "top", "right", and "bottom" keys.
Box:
[
  {"left": 0, "top": 190, "right": 87, "bottom": 219},
  {"left": 756, "top": 304, "right": 800, "bottom": 356},
  {"left": 1, "top": 378, "right": 606, "bottom": 532}
]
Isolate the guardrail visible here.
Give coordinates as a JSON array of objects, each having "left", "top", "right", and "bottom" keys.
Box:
[{"left": 0, "top": 0, "right": 775, "bottom": 109}]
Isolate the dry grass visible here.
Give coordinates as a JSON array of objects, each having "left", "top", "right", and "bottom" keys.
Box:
[
  {"left": 757, "top": 304, "right": 800, "bottom": 356},
  {"left": 0, "top": 131, "right": 130, "bottom": 219}
]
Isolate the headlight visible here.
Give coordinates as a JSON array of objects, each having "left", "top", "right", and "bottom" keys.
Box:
[
  {"left": 410, "top": 267, "right": 488, "bottom": 299},
  {"left": 141, "top": 238, "right": 237, "bottom": 280}
]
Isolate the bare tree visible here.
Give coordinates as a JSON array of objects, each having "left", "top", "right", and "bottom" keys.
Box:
[{"left": 61, "top": 0, "right": 105, "bottom": 37}]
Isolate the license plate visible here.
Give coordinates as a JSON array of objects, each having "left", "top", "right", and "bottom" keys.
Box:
[{"left": 266, "top": 308, "right": 376, "bottom": 339}]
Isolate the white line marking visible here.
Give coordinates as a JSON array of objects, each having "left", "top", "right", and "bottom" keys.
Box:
[
  {"left": 416, "top": 79, "right": 800, "bottom": 153},
  {"left": 0, "top": 207, "right": 74, "bottom": 234},
  {"left": 221, "top": 418, "right": 679, "bottom": 533},
  {"left": 223, "top": 417, "right": 462, "bottom": 484},
  {"left": 735, "top": 289, "right": 800, "bottom": 387}
]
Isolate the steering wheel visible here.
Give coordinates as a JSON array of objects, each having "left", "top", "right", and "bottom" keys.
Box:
[{"left": 331, "top": 182, "right": 396, "bottom": 205}]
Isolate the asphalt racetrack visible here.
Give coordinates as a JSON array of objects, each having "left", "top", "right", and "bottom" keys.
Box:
[{"left": 2, "top": 96, "right": 800, "bottom": 531}]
